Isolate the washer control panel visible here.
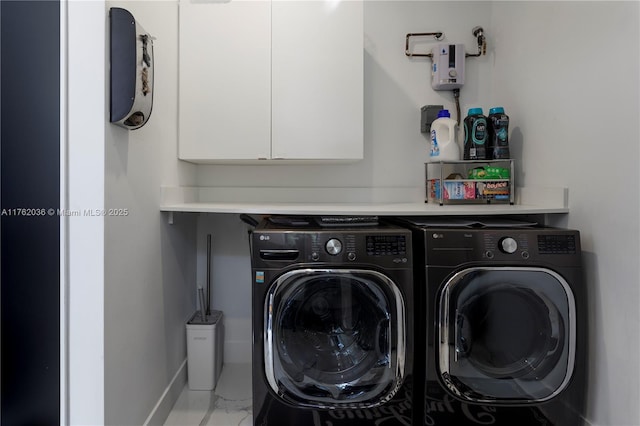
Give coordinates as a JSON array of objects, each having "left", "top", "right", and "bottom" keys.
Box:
[
  {"left": 325, "top": 238, "right": 343, "bottom": 255},
  {"left": 307, "top": 232, "right": 410, "bottom": 266},
  {"left": 252, "top": 221, "right": 412, "bottom": 268},
  {"left": 366, "top": 235, "right": 407, "bottom": 256}
]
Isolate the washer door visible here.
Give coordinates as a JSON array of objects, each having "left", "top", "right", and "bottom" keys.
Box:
[
  {"left": 264, "top": 269, "right": 405, "bottom": 408},
  {"left": 439, "top": 267, "right": 575, "bottom": 404}
]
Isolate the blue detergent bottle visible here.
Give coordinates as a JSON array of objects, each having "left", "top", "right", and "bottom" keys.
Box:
[
  {"left": 488, "top": 107, "right": 510, "bottom": 159},
  {"left": 463, "top": 108, "right": 488, "bottom": 160}
]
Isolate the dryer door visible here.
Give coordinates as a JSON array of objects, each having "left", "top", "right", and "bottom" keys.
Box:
[
  {"left": 438, "top": 267, "right": 575, "bottom": 404},
  {"left": 264, "top": 269, "right": 405, "bottom": 408}
]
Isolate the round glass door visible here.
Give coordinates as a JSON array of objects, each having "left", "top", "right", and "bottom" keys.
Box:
[
  {"left": 264, "top": 269, "right": 405, "bottom": 408},
  {"left": 438, "top": 267, "right": 575, "bottom": 403}
]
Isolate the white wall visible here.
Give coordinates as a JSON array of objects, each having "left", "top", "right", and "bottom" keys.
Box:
[
  {"left": 490, "top": 3, "right": 640, "bottom": 425},
  {"left": 196, "top": 214, "right": 254, "bottom": 363},
  {"left": 104, "top": 1, "right": 198, "bottom": 425}
]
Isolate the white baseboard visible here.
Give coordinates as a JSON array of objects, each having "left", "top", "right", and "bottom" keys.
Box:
[{"left": 143, "top": 359, "right": 188, "bottom": 426}]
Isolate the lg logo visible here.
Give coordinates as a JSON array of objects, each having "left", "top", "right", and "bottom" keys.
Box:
[{"left": 259, "top": 235, "right": 271, "bottom": 241}]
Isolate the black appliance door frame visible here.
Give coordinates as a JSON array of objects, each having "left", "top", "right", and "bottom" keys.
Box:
[
  {"left": 438, "top": 266, "right": 576, "bottom": 404},
  {"left": 264, "top": 268, "right": 406, "bottom": 409},
  {"left": 1, "top": 1, "right": 61, "bottom": 423}
]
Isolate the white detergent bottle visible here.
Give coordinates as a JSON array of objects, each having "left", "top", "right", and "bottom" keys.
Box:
[{"left": 429, "top": 109, "right": 460, "bottom": 162}]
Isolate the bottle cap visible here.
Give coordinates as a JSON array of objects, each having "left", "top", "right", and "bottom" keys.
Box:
[
  {"left": 489, "top": 107, "right": 505, "bottom": 114},
  {"left": 437, "top": 109, "right": 451, "bottom": 118},
  {"left": 468, "top": 107, "right": 484, "bottom": 116}
]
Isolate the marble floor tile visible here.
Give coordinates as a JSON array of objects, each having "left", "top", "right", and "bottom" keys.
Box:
[{"left": 164, "top": 363, "right": 252, "bottom": 426}]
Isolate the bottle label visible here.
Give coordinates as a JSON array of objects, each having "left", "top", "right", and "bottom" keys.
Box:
[
  {"left": 472, "top": 120, "right": 486, "bottom": 145},
  {"left": 430, "top": 129, "right": 440, "bottom": 157},
  {"left": 496, "top": 127, "right": 508, "bottom": 143}
]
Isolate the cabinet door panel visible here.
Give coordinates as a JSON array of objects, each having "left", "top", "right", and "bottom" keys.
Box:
[
  {"left": 179, "top": 0, "right": 271, "bottom": 161},
  {"left": 271, "top": 1, "right": 363, "bottom": 160}
]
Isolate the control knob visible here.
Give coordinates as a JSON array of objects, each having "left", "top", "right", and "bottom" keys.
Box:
[
  {"left": 325, "top": 238, "right": 343, "bottom": 256},
  {"left": 499, "top": 237, "right": 518, "bottom": 254}
]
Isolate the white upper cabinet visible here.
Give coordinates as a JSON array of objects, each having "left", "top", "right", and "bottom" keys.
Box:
[
  {"left": 178, "top": 1, "right": 271, "bottom": 161},
  {"left": 178, "top": 0, "right": 363, "bottom": 163},
  {"left": 271, "top": 1, "right": 363, "bottom": 160}
]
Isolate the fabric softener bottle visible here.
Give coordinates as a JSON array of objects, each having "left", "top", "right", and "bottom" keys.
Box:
[
  {"left": 488, "top": 107, "right": 510, "bottom": 159},
  {"left": 429, "top": 109, "right": 460, "bottom": 162},
  {"left": 463, "top": 107, "right": 488, "bottom": 160}
]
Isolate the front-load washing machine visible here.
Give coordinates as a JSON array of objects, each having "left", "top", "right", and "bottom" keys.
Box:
[
  {"left": 400, "top": 217, "right": 587, "bottom": 425},
  {"left": 251, "top": 217, "right": 417, "bottom": 425}
]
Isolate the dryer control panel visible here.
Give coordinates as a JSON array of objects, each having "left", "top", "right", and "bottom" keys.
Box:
[
  {"left": 481, "top": 232, "right": 532, "bottom": 260},
  {"left": 424, "top": 228, "right": 581, "bottom": 267},
  {"left": 537, "top": 234, "right": 578, "bottom": 254}
]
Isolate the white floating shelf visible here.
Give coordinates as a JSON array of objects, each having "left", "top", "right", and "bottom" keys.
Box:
[{"left": 159, "top": 186, "right": 569, "bottom": 216}]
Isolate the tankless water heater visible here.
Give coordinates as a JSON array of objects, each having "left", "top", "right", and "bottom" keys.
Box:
[{"left": 431, "top": 43, "right": 465, "bottom": 90}]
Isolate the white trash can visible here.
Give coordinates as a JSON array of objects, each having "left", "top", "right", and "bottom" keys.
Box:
[{"left": 186, "top": 310, "right": 224, "bottom": 390}]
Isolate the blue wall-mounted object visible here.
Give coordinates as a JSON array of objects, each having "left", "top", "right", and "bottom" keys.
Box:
[{"left": 109, "top": 7, "right": 154, "bottom": 129}]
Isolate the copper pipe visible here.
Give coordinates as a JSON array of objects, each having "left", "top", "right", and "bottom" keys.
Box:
[{"left": 405, "top": 32, "right": 444, "bottom": 57}]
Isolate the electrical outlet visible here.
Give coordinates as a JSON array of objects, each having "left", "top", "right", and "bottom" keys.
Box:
[{"left": 420, "top": 104, "right": 444, "bottom": 133}]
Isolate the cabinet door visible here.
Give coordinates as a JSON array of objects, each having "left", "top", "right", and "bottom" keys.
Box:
[
  {"left": 178, "top": 0, "right": 271, "bottom": 161},
  {"left": 271, "top": 1, "right": 363, "bottom": 160}
]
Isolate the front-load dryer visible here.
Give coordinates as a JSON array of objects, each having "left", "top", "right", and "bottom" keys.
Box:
[
  {"left": 400, "top": 218, "right": 587, "bottom": 425},
  {"left": 250, "top": 217, "right": 417, "bottom": 425}
]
